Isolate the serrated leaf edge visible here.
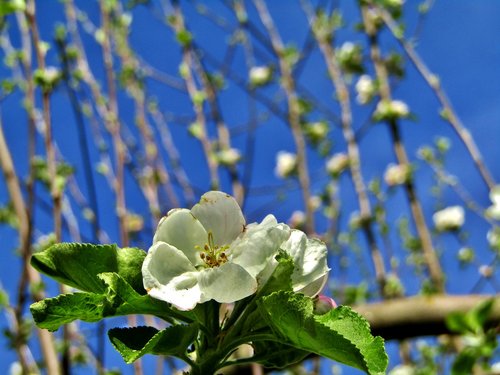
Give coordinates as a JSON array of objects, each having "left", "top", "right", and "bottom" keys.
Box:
[{"left": 314, "top": 306, "right": 388, "bottom": 375}]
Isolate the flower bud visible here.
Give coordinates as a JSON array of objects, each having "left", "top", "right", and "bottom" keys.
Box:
[
  {"left": 384, "top": 163, "right": 410, "bottom": 186},
  {"left": 355, "top": 75, "right": 376, "bottom": 104},
  {"left": 249, "top": 66, "right": 272, "bottom": 87},
  {"left": 432, "top": 206, "right": 465, "bottom": 232},
  {"left": 374, "top": 99, "right": 410, "bottom": 121},
  {"left": 288, "top": 210, "right": 306, "bottom": 230},
  {"left": 217, "top": 148, "right": 242, "bottom": 166},
  {"left": 486, "top": 185, "right": 500, "bottom": 220},
  {"left": 313, "top": 295, "right": 337, "bottom": 315},
  {"left": 275, "top": 151, "right": 297, "bottom": 178},
  {"left": 326, "top": 153, "right": 349, "bottom": 177}
]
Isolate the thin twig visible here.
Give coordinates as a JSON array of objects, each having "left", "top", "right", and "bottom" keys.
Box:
[
  {"left": 254, "top": 0, "right": 315, "bottom": 234},
  {"left": 378, "top": 5, "right": 496, "bottom": 191},
  {"left": 360, "top": 4, "right": 444, "bottom": 293},
  {"left": 305, "top": 2, "right": 387, "bottom": 294}
]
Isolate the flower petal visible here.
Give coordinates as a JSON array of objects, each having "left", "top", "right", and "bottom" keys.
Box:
[
  {"left": 230, "top": 215, "right": 290, "bottom": 278},
  {"left": 198, "top": 263, "right": 257, "bottom": 304},
  {"left": 191, "top": 191, "right": 245, "bottom": 246},
  {"left": 282, "top": 230, "right": 330, "bottom": 296},
  {"left": 153, "top": 208, "right": 207, "bottom": 266},
  {"left": 149, "top": 272, "right": 202, "bottom": 311},
  {"left": 297, "top": 274, "right": 328, "bottom": 297},
  {"left": 142, "top": 242, "right": 196, "bottom": 289}
]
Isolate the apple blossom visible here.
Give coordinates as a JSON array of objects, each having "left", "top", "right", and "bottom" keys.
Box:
[
  {"left": 375, "top": 99, "right": 410, "bottom": 121},
  {"left": 432, "top": 206, "right": 465, "bottom": 232},
  {"left": 326, "top": 153, "right": 349, "bottom": 177},
  {"left": 486, "top": 185, "right": 500, "bottom": 220},
  {"left": 355, "top": 75, "right": 376, "bottom": 104},
  {"left": 384, "top": 163, "right": 410, "bottom": 186},
  {"left": 249, "top": 66, "right": 272, "bottom": 87},
  {"left": 142, "top": 191, "right": 330, "bottom": 311},
  {"left": 217, "top": 148, "right": 242, "bottom": 166},
  {"left": 275, "top": 151, "right": 297, "bottom": 178}
]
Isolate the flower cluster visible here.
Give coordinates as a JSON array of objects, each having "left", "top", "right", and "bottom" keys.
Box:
[{"left": 142, "top": 191, "right": 330, "bottom": 310}]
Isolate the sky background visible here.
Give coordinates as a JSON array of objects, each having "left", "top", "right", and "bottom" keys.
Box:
[{"left": 1, "top": 1, "right": 500, "bottom": 374}]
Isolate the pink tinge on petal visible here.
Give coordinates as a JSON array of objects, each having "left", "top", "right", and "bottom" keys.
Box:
[{"left": 314, "top": 295, "right": 337, "bottom": 314}]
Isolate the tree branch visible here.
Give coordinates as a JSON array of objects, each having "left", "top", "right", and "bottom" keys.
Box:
[{"left": 355, "top": 294, "right": 500, "bottom": 341}]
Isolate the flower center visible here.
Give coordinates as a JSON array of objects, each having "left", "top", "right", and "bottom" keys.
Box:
[{"left": 196, "top": 232, "right": 229, "bottom": 268}]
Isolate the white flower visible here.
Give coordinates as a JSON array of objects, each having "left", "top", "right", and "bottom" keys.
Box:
[
  {"left": 275, "top": 151, "right": 297, "bottom": 178},
  {"left": 142, "top": 191, "right": 288, "bottom": 310},
  {"left": 389, "top": 365, "right": 415, "bottom": 375},
  {"left": 288, "top": 210, "right": 306, "bottom": 229},
  {"left": 338, "top": 41, "right": 355, "bottom": 56},
  {"left": 487, "top": 228, "right": 500, "bottom": 249},
  {"left": 249, "top": 66, "right": 272, "bottom": 86},
  {"left": 217, "top": 148, "right": 242, "bottom": 166},
  {"left": 433, "top": 206, "right": 465, "bottom": 232},
  {"left": 391, "top": 100, "right": 410, "bottom": 117},
  {"left": 305, "top": 121, "right": 329, "bottom": 143},
  {"left": 486, "top": 185, "right": 500, "bottom": 220},
  {"left": 375, "top": 99, "right": 410, "bottom": 120},
  {"left": 9, "top": 362, "right": 22, "bottom": 375},
  {"left": 142, "top": 191, "right": 330, "bottom": 311},
  {"left": 309, "top": 195, "right": 322, "bottom": 211},
  {"left": 479, "top": 265, "right": 493, "bottom": 278},
  {"left": 258, "top": 229, "right": 330, "bottom": 297},
  {"left": 490, "top": 361, "right": 500, "bottom": 373},
  {"left": 490, "top": 186, "right": 500, "bottom": 206},
  {"left": 326, "top": 153, "right": 349, "bottom": 176},
  {"left": 355, "top": 75, "right": 376, "bottom": 104},
  {"left": 384, "top": 163, "right": 410, "bottom": 186}
]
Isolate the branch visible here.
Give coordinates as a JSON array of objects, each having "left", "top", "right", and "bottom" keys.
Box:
[
  {"left": 378, "top": 5, "right": 496, "bottom": 191},
  {"left": 360, "top": 4, "right": 445, "bottom": 292},
  {"left": 354, "top": 294, "right": 500, "bottom": 340}
]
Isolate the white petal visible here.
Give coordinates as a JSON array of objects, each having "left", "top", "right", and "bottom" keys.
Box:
[
  {"left": 198, "top": 263, "right": 257, "bottom": 304},
  {"left": 191, "top": 191, "right": 245, "bottom": 246},
  {"left": 282, "top": 230, "right": 330, "bottom": 295},
  {"left": 149, "top": 272, "right": 202, "bottom": 311},
  {"left": 490, "top": 185, "right": 500, "bottom": 206},
  {"left": 142, "top": 242, "right": 196, "bottom": 289},
  {"left": 153, "top": 208, "right": 207, "bottom": 266},
  {"left": 297, "top": 273, "right": 328, "bottom": 297},
  {"left": 230, "top": 214, "right": 290, "bottom": 278}
]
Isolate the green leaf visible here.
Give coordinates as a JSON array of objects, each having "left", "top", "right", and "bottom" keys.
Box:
[
  {"left": 0, "top": 0, "right": 25, "bottom": 17},
  {"left": 258, "top": 250, "right": 294, "bottom": 296},
  {"left": 30, "top": 292, "right": 108, "bottom": 331},
  {"left": 252, "top": 340, "right": 308, "bottom": 369},
  {"left": 446, "top": 299, "right": 495, "bottom": 334},
  {"left": 108, "top": 324, "right": 198, "bottom": 363},
  {"left": 258, "top": 291, "right": 387, "bottom": 375},
  {"left": 451, "top": 348, "right": 477, "bottom": 375},
  {"left": 30, "top": 273, "right": 194, "bottom": 331},
  {"left": 237, "top": 251, "right": 294, "bottom": 334},
  {"left": 97, "top": 272, "right": 194, "bottom": 322},
  {"left": 31, "top": 243, "right": 146, "bottom": 294}
]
